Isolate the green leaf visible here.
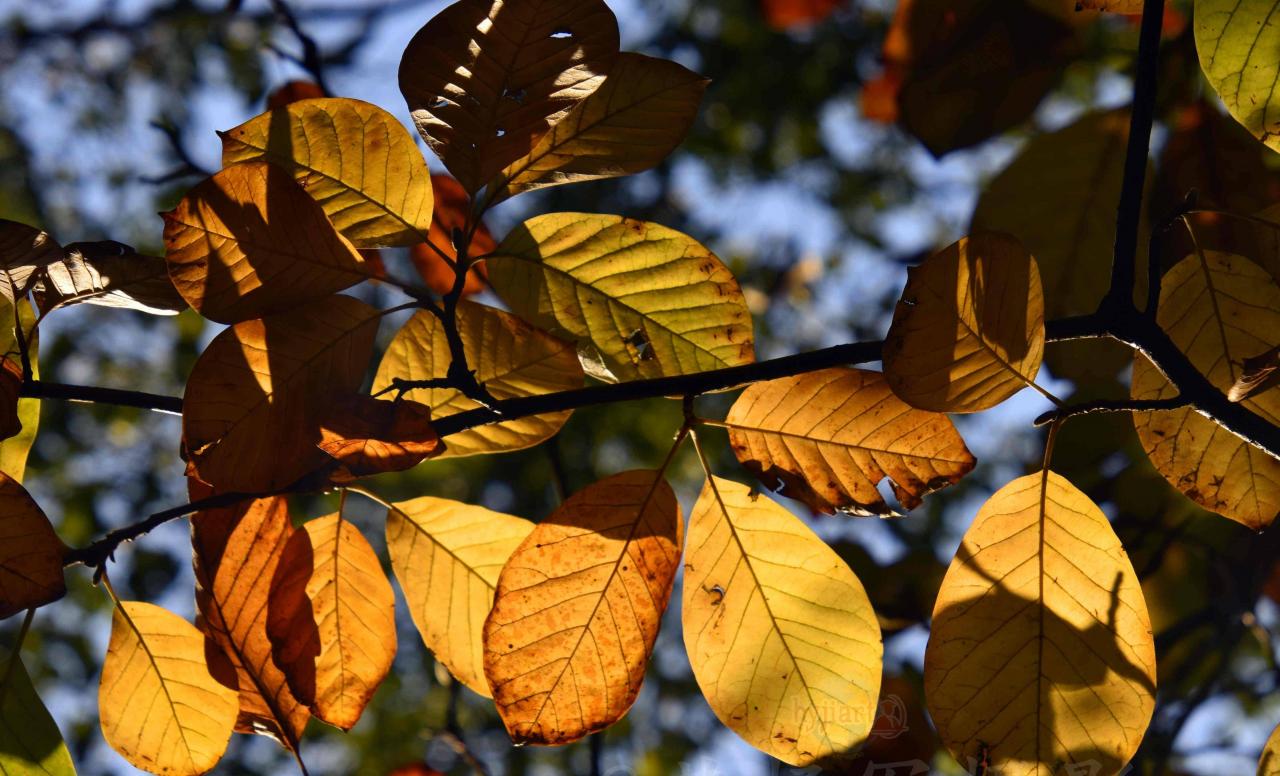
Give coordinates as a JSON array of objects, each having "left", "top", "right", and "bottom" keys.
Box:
[{"left": 0, "top": 649, "right": 76, "bottom": 775}]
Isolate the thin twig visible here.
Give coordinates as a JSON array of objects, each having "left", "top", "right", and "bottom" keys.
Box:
[{"left": 1032, "top": 395, "right": 1189, "bottom": 427}]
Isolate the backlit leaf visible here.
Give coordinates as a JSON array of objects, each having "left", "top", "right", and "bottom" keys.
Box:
[
  {"left": 1229, "top": 345, "right": 1280, "bottom": 403},
  {"left": 762, "top": 0, "right": 843, "bottom": 30},
  {"left": 268, "top": 513, "right": 397, "bottom": 730},
  {"left": 99, "top": 601, "right": 239, "bottom": 776},
  {"left": 925, "top": 471, "right": 1156, "bottom": 776},
  {"left": 221, "top": 98, "right": 435, "bottom": 248},
  {"left": 0, "top": 297, "right": 39, "bottom": 481},
  {"left": 723, "top": 367, "right": 975, "bottom": 515},
  {"left": 484, "top": 213, "right": 754, "bottom": 381},
  {"left": 397, "top": 0, "right": 620, "bottom": 192},
  {"left": 0, "top": 649, "right": 76, "bottom": 775},
  {"left": 408, "top": 175, "right": 492, "bottom": 297},
  {"left": 883, "top": 233, "right": 1044, "bottom": 412},
  {"left": 1261, "top": 720, "right": 1280, "bottom": 775},
  {"left": 1195, "top": 1, "right": 1280, "bottom": 153},
  {"left": 318, "top": 395, "right": 442, "bottom": 479},
  {"left": 192, "top": 495, "right": 311, "bottom": 749},
  {"left": 0, "top": 472, "right": 65, "bottom": 619},
  {"left": 489, "top": 53, "right": 707, "bottom": 202},
  {"left": 483, "top": 470, "right": 681, "bottom": 744},
  {"left": 385, "top": 497, "right": 533, "bottom": 696},
  {"left": 372, "top": 301, "right": 581, "bottom": 457},
  {"left": 1132, "top": 251, "right": 1280, "bottom": 529},
  {"left": 162, "top": 161, "right": 371, "bottom": 323},
  {"left": 183, "top": 295, "right": 380, "bottom": 491},
  {"left": 682, "top": 476, "right": 882, "bottom": 765},
  {"left": 0, "top": 219, "right": 61, "bottom": 304},
  {"left": 34, "top": 241, "right": 186, "bottom": 315}
]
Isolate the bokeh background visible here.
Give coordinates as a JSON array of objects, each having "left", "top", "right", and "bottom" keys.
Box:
[{"left": 2, "top": 0, "right": 1278, "bottom": 773}]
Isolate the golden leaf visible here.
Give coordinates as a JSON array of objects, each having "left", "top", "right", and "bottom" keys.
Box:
[
  {"left": 490, "top": 53, "right": 707, "bottom": 202},
  {"left": 221, "top": 98, "right": 434, "bottom": 248},
  {"left": 191, "top": 496, "right": 311, "bottom": 749},
  {"left": 1196, "top": 1, "right": 1280, "bottom": 153},
  {"left": 1261, "top": 719, "right": 1280, "bottom": 775},
  {"left": 162, "top": 161, "right": 370, "bottom": 323},
  {"left": 397, "top": 0, "right": 619, "bottom": 192},
  {"left": 1133, "top": 251, "right": 1280, "bottom": 529},
  {"left": 372, "top": 301, "right": 581, "bottom": 457},
  {"left": 682, "top": 476, "right": 882, "bottom": 765},
  {"left": 0, "top": 472, "right": 65, "bottom": 619},
  {"left": 483, "top": 470, "right": 681, "bottom": 744},
  {"left": 925, "top": 471, "right": 1156, "bottom": 776},
  {"left": 484, "top": 213, "right": 754, "bottom": 381},
  {"left": 723, "top": 367, "right": 975, "bottom": 515},
  {"left": 99, "top": 601, "right": 239, "bottom": 776},
  {"left": 385, "top": 497, "right": 533, "bottom": 696},
  {"left": 317, "top": 396, "right": 442, "bottom": 479},
  {"left": 883, "top": 233, "right": 1045, "bottom": 412},
  {"left": 183, "top": 295, "right": 380, "bottom": 492},
  {"left": 267, "top": 513, "right": 397, "bottom": 730}
]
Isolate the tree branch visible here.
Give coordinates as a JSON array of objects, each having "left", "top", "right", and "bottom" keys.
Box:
[{"left": 21, "top": 380, "right": 183, "bottom": 414}]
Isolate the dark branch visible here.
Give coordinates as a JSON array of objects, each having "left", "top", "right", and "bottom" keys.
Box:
[
  {"left": 1033, "top": 395, "right": 1189, "bottom": 427},
  {"left": 21, "top": 380, "right": 184, "bottom": 414}
]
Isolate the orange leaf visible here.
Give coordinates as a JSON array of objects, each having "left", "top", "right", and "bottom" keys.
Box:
[
  {"left": 163, "top": 161, "right": 371, "bottom": 323},
  {"left": 483, "top": 470, "right": 681, "bottom": 744},
  {"left": 267, "top": 80, "right": 326, "bottom": 109},
  {"left": 762, "top": 0, "right": 842, "bottom": 30},
  {"left": 268, "top": 512, "right": 397, "bottom": 730},
  {"left": 0, "top": 471, "right": 65, "bottom": 619},
  {"left": 183, "top": 295, "right": 381, "bottom": 492},
  {"left": 409, "top": 175, "right": 492, "bottom": 296},
  {"left": 191, "top": 493, "right": 311, "bottom": 750},
  {"left": 318, "top": 395, "right": 443, "bottom": 480}
]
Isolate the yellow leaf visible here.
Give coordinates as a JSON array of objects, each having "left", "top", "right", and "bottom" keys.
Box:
[
  {"left": 722, "top": 367, "right": 975, "bottom": 515},
  {"left": 397, "top": 0, "right": 619, "bottom": 192},
  {"left": 0, "top": 472, "right": 65, "bottom": 619},
  {"left": 99, "top": 601, "right": 239, "bottom": 776},
  {"left": 1196, "top": 1, "right": 1280, "bottom": 154},
  {"left": 221, "top": 98, "right": 435, "bottom": 248},
  {"left": 925, "top": 471, "right": 1156, "bottom": 776},
  {"left": 484, "top": 213, "right": 754, "bottom": 381},
  {"left": 162, "top": 161, "right": 370, "bottom": 323},
  {"left": 192, "top": 495, "right": 311, "bottom": 749},
  {"left": 483, "top": 470, "right": 681, "bottom": 744},
  {"left": 682, "top": 476, "right": 882, "bottom": 765},
  {"left": 267, "top": 513, "right": 397, "bottom": 730},
  {"left": 883, "top": 233, "right": 1045, "bottom": 412},
  {"left": 372, "top": 301, "right": 581, "bottom": 457},
  {"left": 183, "top": 295, "right": 380, "bottom": 492},
  {"left": 489, "top": 53, "right": 707, "bottom": 202},
  {"left": 0, "top": 297, "right": 38, "bottom": 482},
  {"left": 385, "top": 497, "right": 533, "bottom": 697},
  {"left": 1132, "top": 251, "right": 1280, "bottom": 529},
  {"left": 1261, "top": 719, "right": 1280, "bottom": 775}
]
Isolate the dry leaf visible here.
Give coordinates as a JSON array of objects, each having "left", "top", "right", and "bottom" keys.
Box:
[
  {"left": 483, "top": 470, "right": 681, "bottom": 744},
  {"left": 1228, "top": 345, "right": 1280, "bottom": 403},
  {"left": 268, "top": 513, "right": 397, "bottom": 730},
  {"left": 318, "top": 395, "right": 442, "bottom": 479},
  {"left": 34, "top": 240, "right": 186, "bottom": 315},
  {"left": 0, "top": 472, "right": 65, "bottom": 619},
  {"left": 0, "top": 220, "right": 61, "bottom": 305},
  {"left": 724, "top": 367, "right": 975, "bottom": 515}
]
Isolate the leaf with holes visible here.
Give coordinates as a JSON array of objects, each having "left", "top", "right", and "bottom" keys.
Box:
[
  {"left": 723, "top": 367, "right": 975, "bottom": 515},
  {"left": 372, "top": 301, "right": 581, "bottom": 457},
  {"left": 682, "top": 476, "right": 881, "bottom": 765},
  {"left": 883, "top": 233, "right": 1044, "bottom": 412},
  {"left": 34, "top": 241, "right": 185, "bottom": 315},
  {"left": 0, "top": 219, "right": 61, "bottom": 305},
  {"left": 1196, "top": 1, "right": 1280, "bottom": 153},
  {"left": 183, "top": 295, "right": 380, "bottom": 492},
  {"left": 99, "top": 601, "right": 239, "bottom": 776},
  {"left": 192, "top": 494, "right": 311, "bottom": 749},
  {"left": 0, "top": 649, "right": 76, "bottom": 775},
  {"left": 318, "top": 395, "right": 442, "bottom": 479},
  {"left": 925, "top": 471, "right": 1156, "bottom": 776},
  {"left": 1133, "top": 251, "right": 1280, "bottom": 529},
  {"left": 163, "top": 161, "right": 371, "bottom": 323},
  {"left": 386, "top": 497, "right": 533, "bottom": 697},
  {"left": 488, "top": 53, "right": 707, "bottom": 202},
  {"left": 268, "top": 512, "right": 397, "bottom": 730},
  {"left": 398, "top": 0, "right": 619, "bottom": 192},
  {"left": 484, "top": 213, "right": 754, "bottom": 381},
  {"left": 483, "top": 470, "right": 681, "bottom": 744},
  {"left": 0, "top": 472, "right": 65, "bottom": 619},
  {"left": 221, "top": 98, "right": 434, "bottom": 248}
]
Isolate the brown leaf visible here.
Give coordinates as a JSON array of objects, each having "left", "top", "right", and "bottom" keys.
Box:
[
  {"left": 34, "top": 240, "right": 186, "bottom": 315},
  {"left": 183, "top": 295, "right": 380, "bottom": 492},
  {"left": 0, "top": 219, "right": 61, "bottom": 305},
  {"left": 483, "top": 470, "right": 681, "bottom": 744},
  {"left": 408, "top": 175, "right": 492, "bottom": 297},
  {"left": 163, "top": 161, "right": 371, "bottom": 323},
  {"left": 268, "top": 512, "right": 397, "bottom": 730},
  {"left": 397, "top": 0, "right": 620, "bottom": 192},
  {"left": 318, "top": 395, "right": 443, "bottom": 480},
  {"left": 267, "top": 80, "right": 325, "bottom": 109},
  {"left": 0, "top": 471, "right": 65, "bottom": 619},
  {"left": 723, "top": 367, "right": 975, "bottom": 515},
  {"left": 1228, "top": 345, "right": 1280, "bottom": 403},
  {"left": 192, "top": 493, "right": 311, "bottom": 750},
  {"left": 761, "top": 0, "right": 843, "bottom": 30},
  {"left": 0, "top": 358, "right": 22, "bottom": 443}
]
